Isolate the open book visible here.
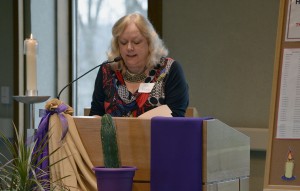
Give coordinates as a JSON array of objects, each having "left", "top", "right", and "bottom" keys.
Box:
[{"left": 137, "top": 105, "right": 172, "bottom": 119}]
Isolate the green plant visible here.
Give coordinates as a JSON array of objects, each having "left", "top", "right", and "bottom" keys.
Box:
[
  {"left": 101, "top": 114, "right": 121, "bottom": 168},
  {"left": 0, "top": 123, "right": 69, "bottom": 190}
]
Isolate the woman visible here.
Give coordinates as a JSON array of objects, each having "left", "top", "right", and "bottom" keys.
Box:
[{"left": 89, "top": 13, "right": 189, "bottom": 117}]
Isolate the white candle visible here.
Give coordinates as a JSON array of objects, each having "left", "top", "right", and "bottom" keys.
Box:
[
  {"left": 284, "top": 150, "right": 294, "bottom": 179},
  {"left": 285, "top": 161, "right": 294, "bottom": 178},
  {"left": 24, "top": 34, "right": 38, "bottom": 96}
]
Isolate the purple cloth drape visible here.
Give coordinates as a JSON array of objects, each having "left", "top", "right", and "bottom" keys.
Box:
[
  {"left": 150, "top": 117, "right": 213, "bottom": 191},
  {"left": 33, "top": 103, "right": 69, "bottom": 188}
]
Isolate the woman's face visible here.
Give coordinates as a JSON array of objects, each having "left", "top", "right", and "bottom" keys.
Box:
[{"left": 118, "top": 22, "right": 149, "bottom": 74}]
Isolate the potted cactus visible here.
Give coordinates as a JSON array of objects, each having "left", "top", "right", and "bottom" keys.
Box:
[{"left": 93, "top": 114, "right": 137, "bottom": 191}]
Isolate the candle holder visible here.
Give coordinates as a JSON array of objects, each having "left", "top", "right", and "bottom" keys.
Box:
[
  {"left": 13, "top": 95, "right": 50, "bottom": 131},
  {"left": 19, "top": 34, "right": 43, "bottom": 132},
  {"left": 26, "top": 90, "right": 38, "bottom": 96}
]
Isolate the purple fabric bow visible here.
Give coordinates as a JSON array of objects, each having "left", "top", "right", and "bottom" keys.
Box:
[{"left": 33, "top": 103, "right": 69, "bottom": 189}]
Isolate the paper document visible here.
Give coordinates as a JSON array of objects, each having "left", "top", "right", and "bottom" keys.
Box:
[
  {"left": 138, "top": 105, "right": 172, "bottom": 119},
  {"left": 276, "top": 48, "right": 300, "bottom": 139}
]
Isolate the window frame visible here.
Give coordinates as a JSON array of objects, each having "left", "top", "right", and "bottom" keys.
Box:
[{"left": 69, "top": 0, "right": 162, "bottom": 115}]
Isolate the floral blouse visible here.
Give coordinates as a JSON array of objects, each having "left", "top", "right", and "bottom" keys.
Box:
[{"left": 90, "top": 57, "right": 189, "bottom": 117}]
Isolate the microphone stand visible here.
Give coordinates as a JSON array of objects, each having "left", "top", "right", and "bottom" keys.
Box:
[{"left": 57, "top": 56, "right": 122, "bottom": 99}]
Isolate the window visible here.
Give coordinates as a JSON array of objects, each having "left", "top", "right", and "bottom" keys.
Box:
[
  {"left": 31, "top": 0, "right": 56, "bottom": 129},
  {"left": 73, "top": 0, "right": 147, "bottom": 115}
]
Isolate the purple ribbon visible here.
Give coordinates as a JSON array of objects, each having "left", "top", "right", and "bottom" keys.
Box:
[{"left": 33, "top": 103, "right": 69, "bottom": 189}]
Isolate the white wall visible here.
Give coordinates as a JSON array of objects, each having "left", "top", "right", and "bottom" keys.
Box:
[{"left": 163, "top": 0, "right": 279, "bottom": 129}]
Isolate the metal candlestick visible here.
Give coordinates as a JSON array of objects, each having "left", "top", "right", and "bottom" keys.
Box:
[{"left": 13, "top": 95, "right": 50, "bottom": 132}]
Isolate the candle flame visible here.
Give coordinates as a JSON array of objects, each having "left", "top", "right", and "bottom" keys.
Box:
[
  {"left": 287, "top": 150, "right": 293, "bottom": 161},
  {"left": 30, "top": 34, "right": 33, "bottom": 39}
]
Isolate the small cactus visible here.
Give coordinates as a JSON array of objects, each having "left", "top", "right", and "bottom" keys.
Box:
[{"left": 101, "top": 114, "right": 121, "bottom": 168}]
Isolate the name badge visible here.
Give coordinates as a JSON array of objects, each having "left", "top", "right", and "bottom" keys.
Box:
[{"left": 138, "top": 83, "right": 155, "bottom": 93}]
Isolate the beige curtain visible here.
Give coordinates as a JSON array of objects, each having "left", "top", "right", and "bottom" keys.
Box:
[{"left": 45, "top": 99, "right": 97, "bottom": 190}]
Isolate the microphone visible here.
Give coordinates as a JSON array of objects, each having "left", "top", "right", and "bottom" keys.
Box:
[{"left": 57, "top": 56, "right": 122, "bottom": 99}]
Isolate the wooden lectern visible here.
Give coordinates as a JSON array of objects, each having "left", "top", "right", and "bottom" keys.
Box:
[{"left": 73, "top": 116, "right": 249, "bottom": 191}]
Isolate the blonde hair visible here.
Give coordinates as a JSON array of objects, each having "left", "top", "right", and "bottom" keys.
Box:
[{"left": 107, "top": 13, "right": 168, "bottom": 71}]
